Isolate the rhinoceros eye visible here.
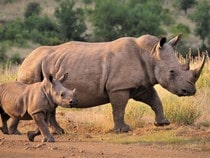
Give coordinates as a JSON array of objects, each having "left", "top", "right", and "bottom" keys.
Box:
[{"left": 60, "top": 92, "right": 65, "bottom": 98}]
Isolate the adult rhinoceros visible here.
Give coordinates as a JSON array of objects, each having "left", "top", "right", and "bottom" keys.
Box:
[{"left": 17, "top": 34, "right": 206, "bottom": 132}]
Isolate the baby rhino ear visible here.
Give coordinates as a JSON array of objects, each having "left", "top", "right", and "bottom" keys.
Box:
[
  {"left": 59, "top": 73, "right": 68, "bottom": 83},
  {"left": 49, "top": 74, "right": 53, "bottom": 83}
]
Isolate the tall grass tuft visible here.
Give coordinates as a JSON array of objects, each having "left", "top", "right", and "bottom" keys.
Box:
[
  {"left": 0, "top": 63, "right": 18, "bottom": 83},
  {"left": 163, "top": 96, "right": 201, "bottom": 125},
  {"left": 125, "top": 101, "right": 146, "bottom": 128}
]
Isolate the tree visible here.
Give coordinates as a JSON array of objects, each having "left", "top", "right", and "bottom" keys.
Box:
[
  {"left": 90, "top": 0, "right": 167, "bottom": 41},
  {"left": 90, "top": 0, "right": 127, "bottom": 41},
  {"left": 24, "top": 2, "right": 41, "bottom": 18},
  {"left": 55, "top": 0, "right": 86, "bottom": 41},
  {"left": 177, "top": 0, "right": 197, "bottom": 14},
  {"left": 24, "top": 15, "right": 60, "bottom": 45},
  {"left": 124, "top": 0, "right": 166, "bottom": 37},
  {"left": 190, "top": 1, "right": 210, "bottom": 47}
]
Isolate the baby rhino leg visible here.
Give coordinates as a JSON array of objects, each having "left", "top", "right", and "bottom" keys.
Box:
[{"left": 32, "top": 112, "right": 55, "bottom": 142}]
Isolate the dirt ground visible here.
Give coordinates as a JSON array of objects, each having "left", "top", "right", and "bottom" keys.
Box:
[
  {"left": 1, "top": 120, "right": 210, "bottom": 158},
  {"left": 0, "top": 132, "right": 210, "bottom": 158},
  {"left": 0, "top": 110, "right": 210, "bottom": 158}
]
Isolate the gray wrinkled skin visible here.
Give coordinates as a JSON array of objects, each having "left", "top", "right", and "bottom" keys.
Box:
[
  {"left": 17, "top": 34, "right": 206, "bottom": 133},
  {"left": 0, "top": 73, "right": 77, "bottom": 142}
]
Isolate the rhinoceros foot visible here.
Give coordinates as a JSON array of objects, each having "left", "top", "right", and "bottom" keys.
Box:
[
  {"left": 114, "top": 124, "right": 131, "bottom": 133},
  {"left": 0, "top": 127, "right": 9, "bottom": 134},
  {"left": 27, "top": 131, "right": 35, "bottom": 142},
  {"left": 42, "top": 136, "right": 55, "bottom": 142},
  {"left": 8, "top": 129, "right": 21, "bottom": 135},
  {"left": 50, "top": 127, "right": 65, "bottom": 135},
  {"left": 154, "top": 118, "right": 170, "bottom": 126},
  {"left": 27, "top": 129, "right": 41, "bottom": 142}
]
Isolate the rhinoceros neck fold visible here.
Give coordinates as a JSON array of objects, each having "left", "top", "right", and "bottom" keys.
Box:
[{"left": 42, "top": 85, "right": 56, "bottom": 109}]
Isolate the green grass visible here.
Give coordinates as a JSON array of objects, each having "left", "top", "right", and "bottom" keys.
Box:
[{"left": 80, "top": 126, "right": 201, "bottom": 145}]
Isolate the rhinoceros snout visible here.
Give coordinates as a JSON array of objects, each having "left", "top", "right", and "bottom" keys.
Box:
[
  {"left": 69, "top": 98, "right": 78, "bottom": 107},
  {"left": 178, "top": 88, "right": 196, "bottom": 96}
]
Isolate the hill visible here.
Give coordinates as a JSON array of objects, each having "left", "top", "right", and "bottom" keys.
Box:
[{"left": 0, "top": 0, "right": 209, "bottom": 58}]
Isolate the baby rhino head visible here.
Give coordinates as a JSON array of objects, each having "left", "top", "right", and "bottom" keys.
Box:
[{"left": 45, "top": 73, "right": 78, "bottom": 108}]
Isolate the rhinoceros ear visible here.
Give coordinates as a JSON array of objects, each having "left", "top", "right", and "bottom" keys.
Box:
[
  {"left": 158, "top": 37, "right": 166, "bottom": 49},
  {"left": 168, "top": 34, "right": 182, "bottom": 47},
  {"left": 58, "top": 73, "right": 68, "bottom": 83},
  {"left": 48, "top": 74, "right": 54, "bottom": 84}
]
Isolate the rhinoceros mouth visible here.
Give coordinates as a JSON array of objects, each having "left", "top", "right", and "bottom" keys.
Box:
[{"left": 177, "top": 88, "right": 196, "bottom": 97}]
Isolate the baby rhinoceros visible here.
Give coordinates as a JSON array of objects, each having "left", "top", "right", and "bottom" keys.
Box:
[{"left": 0, "top": 73, "right": 77, "bottom": 142}]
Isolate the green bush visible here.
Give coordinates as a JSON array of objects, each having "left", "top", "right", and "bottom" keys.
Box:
[
  {"left": 10, "top": 53, "right": 22, "bottom": 64},
  {"left": 0, "top": 19, "right": 27, "bottom": 45},
  {"left": 0, "top": 43, "right": 8, "bottom": 63},
  {"left": 24, "top": 16, "right": 60, "bottom": 45},
  {"left": 55, "top": 0, "right": 86, "bottom": 41},
  {"left": 170, "top": 23, "right": 190, "bottom": 35}
]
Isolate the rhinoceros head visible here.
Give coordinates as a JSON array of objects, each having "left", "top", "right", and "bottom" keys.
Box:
[
  {"left": 44, "top": 73, "right": 78, "bottom": 107},
  {"left": 154, "top": 35, "right": 206, "bottom": 96}
]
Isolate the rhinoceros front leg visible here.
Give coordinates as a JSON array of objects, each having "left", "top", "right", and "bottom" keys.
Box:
[
  {"left": 133, "top": 87, "right": 170, "bottom": 126},
  {"left": 32, "top": 112, "right": 55, "bottom": 142},
  {"left": 48, "top": 110, "right": 65, "bottom": 135},
  {"left": 109, "top": 91, "right": 130, "bottom": 133}
]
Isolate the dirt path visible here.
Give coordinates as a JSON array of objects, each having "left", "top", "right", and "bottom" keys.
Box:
[{"left": 0, "top": 132, "right": 210, "bottom": 158}]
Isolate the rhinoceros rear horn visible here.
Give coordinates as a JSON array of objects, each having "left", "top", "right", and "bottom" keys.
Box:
[
  {"left": 191, "top": 52, "right": 207, "bottom": 82},
  {"left": 182, "top": 58, "right": 190, "bottom": 71}
]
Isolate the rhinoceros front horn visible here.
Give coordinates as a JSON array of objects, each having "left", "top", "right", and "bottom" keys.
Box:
[{"left": 191, "top": 53, "right": 207, "bottom": 82}]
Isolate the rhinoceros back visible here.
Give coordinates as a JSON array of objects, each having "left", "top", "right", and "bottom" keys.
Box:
[{"left": 17, "top": 47, "right": 50, "bottom": 83}]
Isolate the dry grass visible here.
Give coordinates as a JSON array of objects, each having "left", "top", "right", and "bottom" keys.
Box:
[
  {"left": 0, "top": 64, "right": 18, "bottom": 83},
  {"left": 0, "top": 58, "right": 209, "bottom": 132},
  {"left": 0, "top": 58, "right": 209, "bottom": 147}
]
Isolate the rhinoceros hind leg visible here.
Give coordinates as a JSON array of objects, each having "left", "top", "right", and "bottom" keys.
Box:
[
  {"left": 8, "top": 117, "right": 21, "bottom": 135},
  {"left": 0, "top": 127, "right": 9, "bottom": 134},
  {"left": 0, "top": 111, "right": 9, "bottom": 134},
  {"left": 48, "top": 110, "right": 65, "bottom": 135},
  {"left": 154, "top": 118, "right": 170, "bottom": 126}
]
